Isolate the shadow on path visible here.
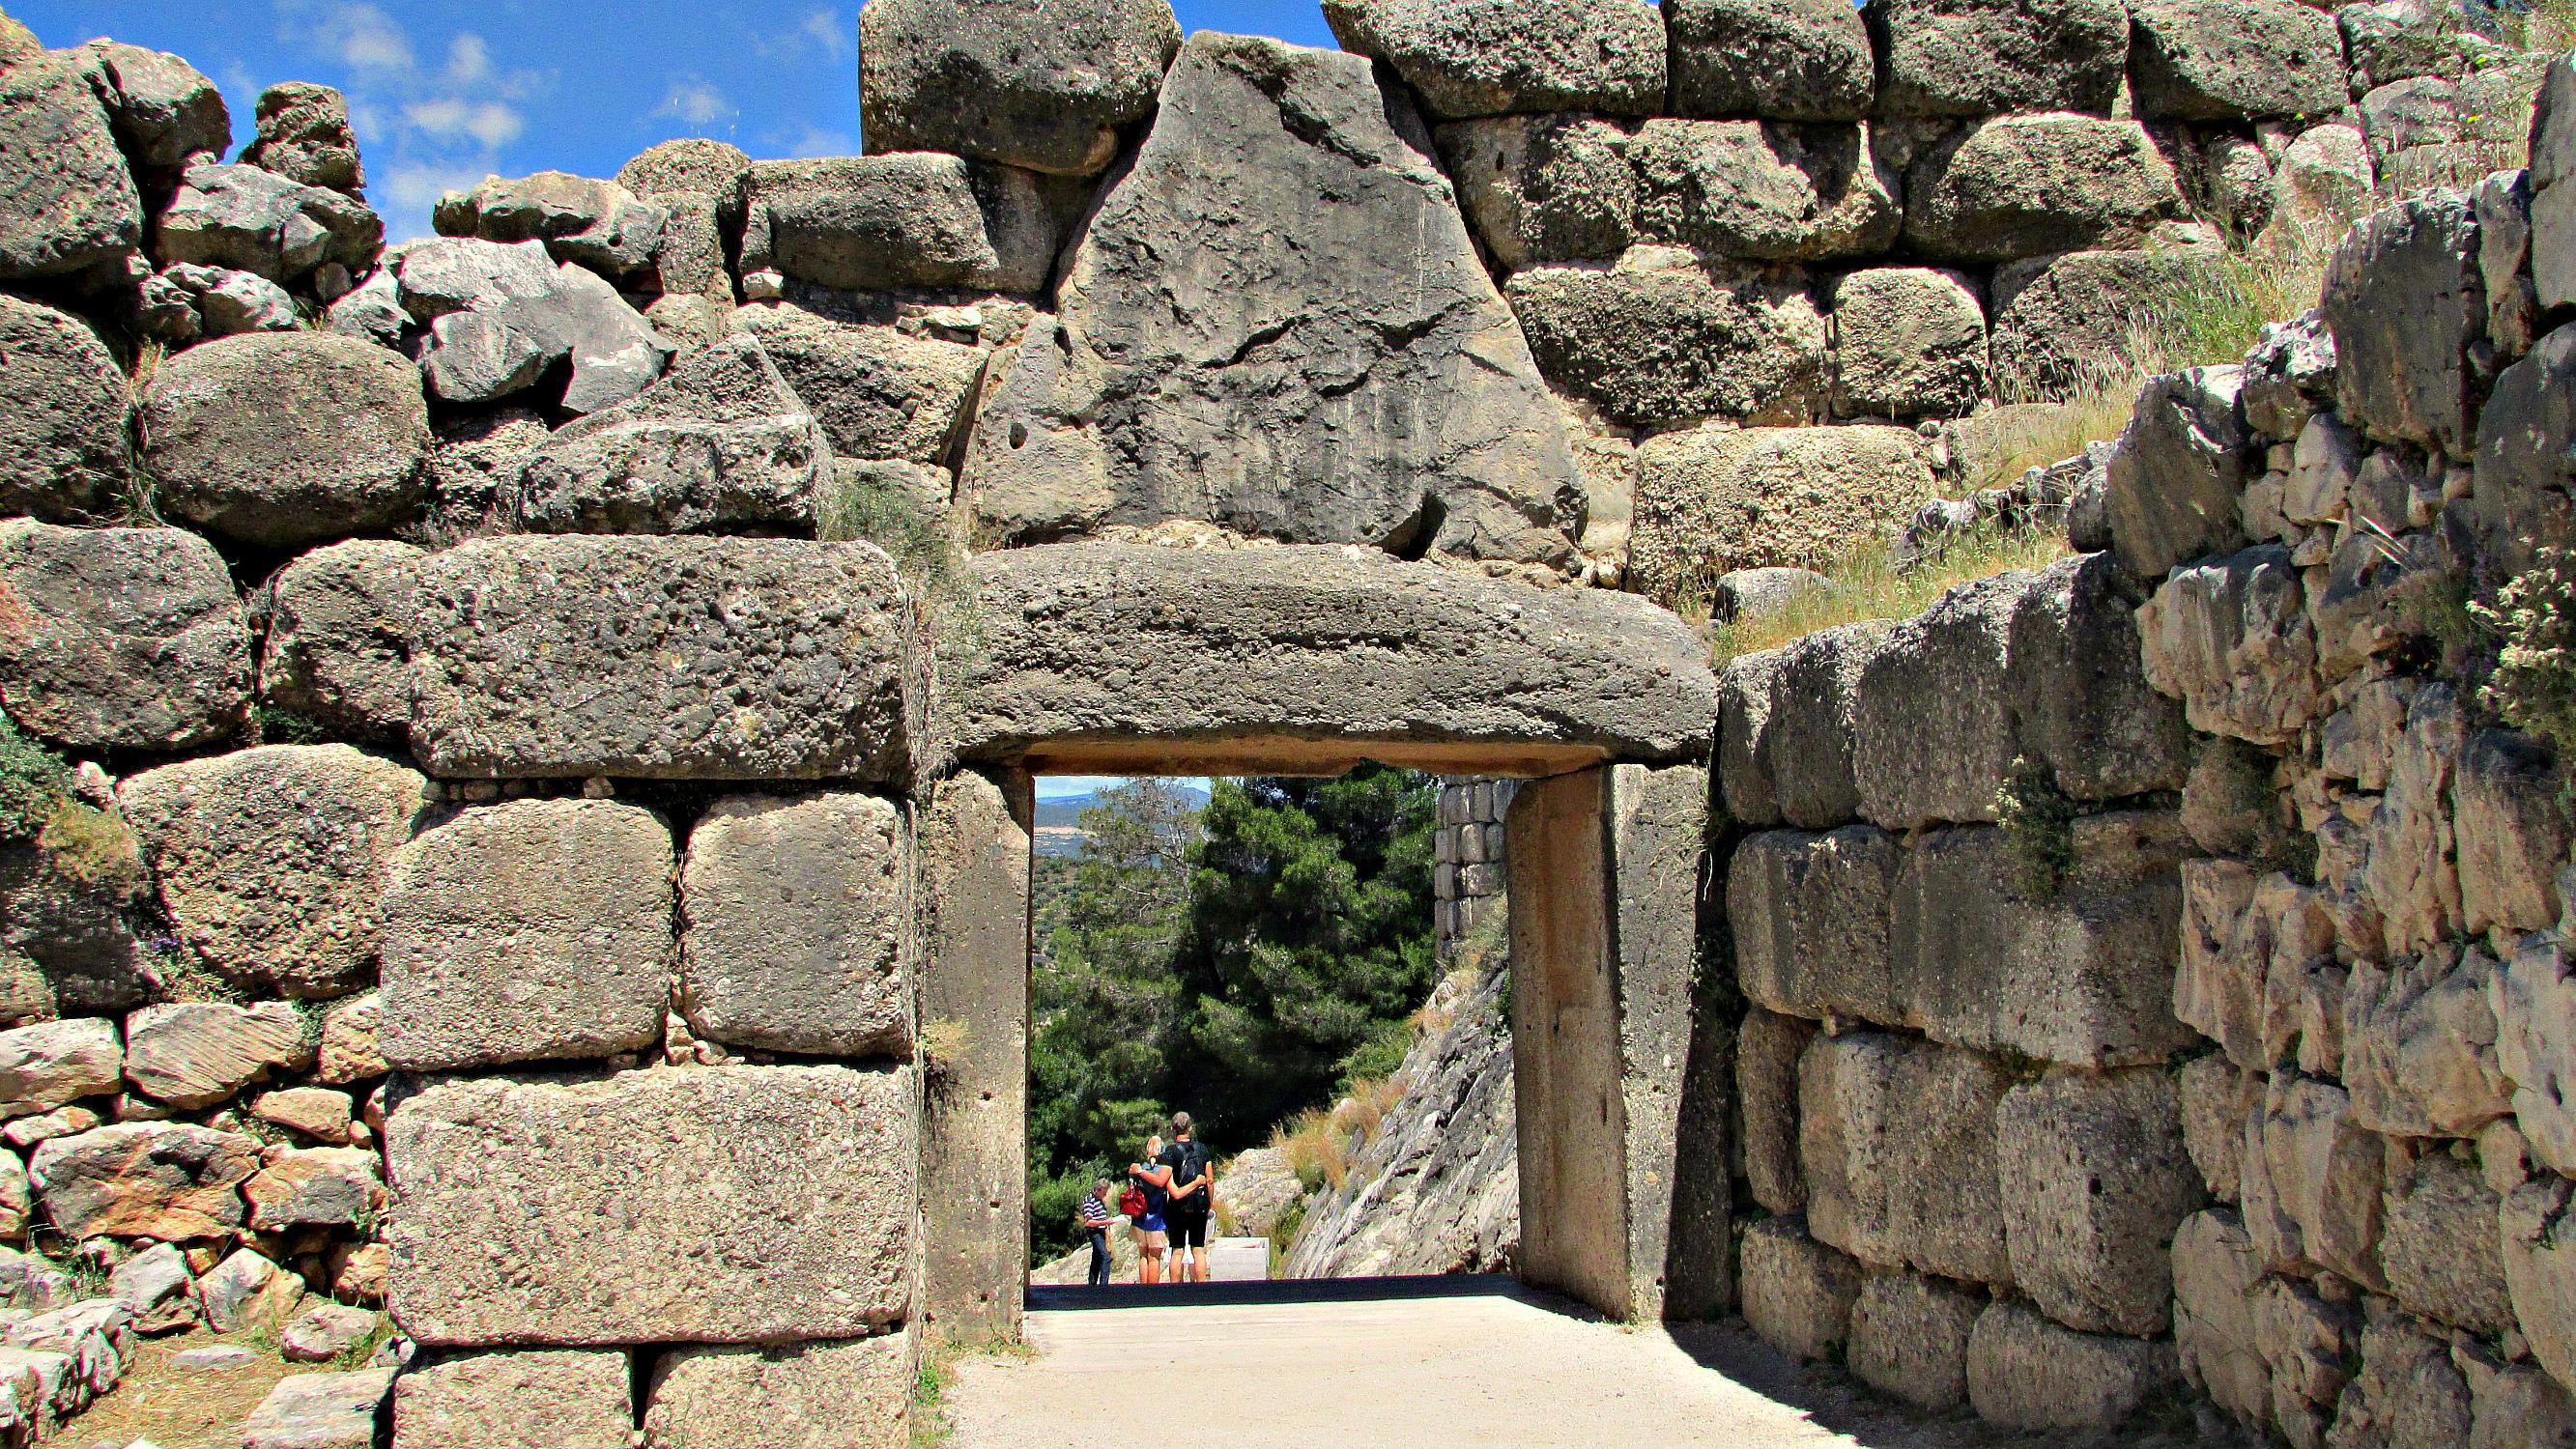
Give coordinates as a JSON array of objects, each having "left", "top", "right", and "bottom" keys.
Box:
[{"left": 1028, "top": 1271, "right": 1575, "bottom": 1314}]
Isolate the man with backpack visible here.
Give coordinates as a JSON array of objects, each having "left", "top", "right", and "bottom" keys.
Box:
[{"left": 1159, "top": 1111, "right": 1215, "bottom": 1284}]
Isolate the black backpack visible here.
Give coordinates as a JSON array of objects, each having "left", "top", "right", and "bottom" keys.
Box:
[{"left": 1167, "top": 1141, "right": 1211, "bottom": 1209}]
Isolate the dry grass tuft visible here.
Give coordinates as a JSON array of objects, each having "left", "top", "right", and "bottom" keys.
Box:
[
  {"left": 1271, "top": 1071, "right": 1410, "bottom": 1195},
  {"left": 1705, "top": 523, "right": 2075, "bottom": 665}
]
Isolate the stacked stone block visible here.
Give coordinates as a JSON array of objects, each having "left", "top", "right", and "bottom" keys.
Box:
[{"left": 1434, "top": 778, "right": 1520, "bottom": 953}]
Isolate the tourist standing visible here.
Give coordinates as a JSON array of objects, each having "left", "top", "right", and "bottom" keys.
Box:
[
  {"left": 1078, "top": 1179, "right": 1116, "bottom": 1287},
  {"left": 1159, "top": 1112, "right": 1215, "bottom": 1284},
  {"left": 1128, "top": 1136, "right": 1177, "bottom": 1285}
]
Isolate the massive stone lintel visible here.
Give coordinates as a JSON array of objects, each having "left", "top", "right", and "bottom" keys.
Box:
[
  {"left": 408, "top": 535, "right": 921, "bottom": 782},
  {"left": 959, "top": 32, "right": 1583, "bottom": 567},
  {"left": 386, "top": 1065, "right": 914, "bottom": 1347},
  {"left": 942, "top": 543, "right": 1718, "bottom": 769}
]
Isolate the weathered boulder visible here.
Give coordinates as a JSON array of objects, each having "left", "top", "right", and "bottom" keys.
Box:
[
  {"left": 1966, "top": 1300, "right": 2179, "bottom": 1432},
  {"left": 1893, "top": 814, "right": 2196, "bottom": 1067},
  {"left": 728, "top": 295, "right": 986, "bottom": 466},
  {"left": 1508, "top": 248, "right": 1827, "bottom": 429},
  {"left": 394, "top": 237, "right": 672, "bottom": 414},
  {"left": 643, "top": 1335, "right": 912, "bottom": 1449},
  {"left": 1321, "top": 0, "right": 1665, "bottom": 119},
  {"left": 2380, "top": 1150, "right": 2513, "bottom": 1337},
  {"left": 278, "top": 1301, "right": 378, "bottom": 1363},
  {"left": 315, "top": 990, "right": 383, "bottom": 1087},
  {"left": 1826, "top": 267, "right": 1986, "bottom": 420},
  {"left": 253, "top": 1086, "right": 354, "bottom": 1144},
  {"left": 2271, "top": 121, "right": 2378, "bottom": 249},
  {"left": 1849, "top": 570, "right": 2026, "bottom": 830},
  {"left": 2329, "top": 1309, "right": 2476, "bottom": 1449},
  {"left": 436, "top": 170, "right": 667, "bottom": 276},
  {"left": 2537, "top": 58, "right": 2576, "bottom": 311},
  {"left": 2178, "top": 1055, "right": 2256, "bottom": 1202},
  {"left": 2005, "top": 551, "right": 2192, "bottom": 801},
  {"left": 2138, "top": 546, "right": 2323, "bottom": 747},
  {"left": 1864, "top": 0, "right": 2130, "bottom": 118},
  {"left": 2497, "top": 936, "right": 2576, "bottom": 1179},
  {"left": 29, "top": 1122, "right": 257, "bottom": 1238},
  {"left": 0, "top": 1019, "right": 120, "bottom": 1121},
  {"left": 1629, "top": 425, "right": 1929, "bottom": 602},
  {"left": 2463, "top": 1355, "right": 2576, "bottom": 1449},
  {"left": 1716, "top": 649, "right": 1785, "bottom": 826},
  {"left": 1764, "top": 622, "right": 1889, "bottom": 828},
  {"left": 0, "top": 520, "right": 248, "bottom": 753},
  {"left": 681, "top": 792, "right": 910, "bottom": 1059},
  {"left": 1905, "top": 115, "right": 2186, "bottom": 265},
  {"left": 859, "top": 0, "right": 1180, "bottom": 175},
  {"left": 2502, "top": 1176, "right": 2576, "bottom": 1395},
  {"left": 517, "top": 333, "right": 830, "bottom": 535},
  {"left": 394, "top": 1349, "right": 632, "bottom": 1449},
  {"left": 2104, "top": 365, "right": 2253, "bottom": 579},
  {"left": 137, "top": 330, "right": 430, "bottom": 549},
  {"left": 0, "top": 294, "right": 129, "bottom": 523},
  {"left": 739, "top": 155, "right": 1064, "bottom": 297},
  {"left": 2320, "top": 194, "right": 2480, "bottom": 458},
  {"left": 242, "top": 82, "right": 361, "bottom": 192},
  {"left": 2177, "top": 863, "right": 2335, "bottom": 1073},
  {"left": 1666, "top": 0, "right": 1873, "bottom": 122},
  {"left": 2245, "top": 1072, "right": 2385, "bottom": 1287},
  {"left": 961, "top": 34, "right": 1582, "bottom": 565},
  {"left": 1435, "top": 114, "right": 1636, "bottom": 271},
  {"left": 256, "top": 541, "right": 422, "bottom": 746},
  {"left": 242, "top": 1369, "right": 395, "bottom": 1449},
  {"left": 0, "top": 817, "right": 150, "bottom": 1035},
  {"left": 387, "top": 1065, "right": 915, "bottom": 1345},
  {"left": 155, "top": 162, "right": 379, "bottom": 284},
  {"left": 1738, "top": 1215, "right": 1862, "bottom": 1361},
  {"left": 379, "top": 799, "right": 674, "bottom": 1072},
  {"left": 2171, "top": 1209, "right": 2270, "bottom": 1427},
  {"left": 1728, "top": 826, "right": 1902, "bottom": 1024},
  {"left": 1997, "top": 1067, "right": 2202, "bottom": 1336},
  {"left": 618, "top": 138, "right": 751, "bottom": 202},
  {"left": 1799, "top": 1031, "right": 2010, "bottom": 1283},
  {"left": 245, "top": 1146, "right": 384, "bottom": 1232},
  {"left": 1629, "top": 120, "right": 1899, "bottom": 262},
  {"left": 1712, "top": 567, "right": 1832, "bottom": 625},
  {"left": 1989, "top": 246, "right": 2216, "bottom": 403},
  {"left": 1847, "top": 1269, "right": 1981, "bottom": 1410},
  {"left": 123, "top": 1002, "right": 314, "bottom": 1110},
  {"left": 2128, "top": 0, "right": 2348, "bottom": 121},
  {"left": 945, "top": 542, "right": 1716, "bottom": 766},
  {"left": 409, "top": 535, "right": 920, "bottom": 781},
  {"left": 2359, "top": 683, "right": 2469, "bottom": 960},
  {"left": 121, "top": 746, "right": 425, "bottom": 1000},
  {"left": 2475, "top": 319, "right": 2576, "bottom": 576},
  {"left": 2340, "top": 0, "right": 2460, "bottom": 94},
  {"left": 157, "top": 260, "right": 300, "bottom": 337},
  {"left": 1737, "top": 1008, "right": 1815, "bottom": 1216},
  {"left": 198, "top": 1246, "right": 301, "bottom": 1334},
  {"left": 2341, "top": 945, "right": 2510, "bottom": 1140},
  {"left": 0, "top": 54, "right": 141, "bottom": 280}
]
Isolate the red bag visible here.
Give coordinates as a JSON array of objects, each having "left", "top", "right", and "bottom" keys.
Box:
[{"left": 1118, "top": 1185, "right": 1149, "bottom": 1221}]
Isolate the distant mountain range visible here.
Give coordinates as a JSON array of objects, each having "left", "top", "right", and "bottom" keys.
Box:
[{"left": 1032, "top": 784, "right": 1211, "bottom": 857}]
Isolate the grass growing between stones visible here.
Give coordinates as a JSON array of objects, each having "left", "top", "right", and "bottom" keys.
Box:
[
  {"left": 910, "top": 1336, "right": 1035, "bottom": 1448},
  {"left": 1703, "top": 522, "right": 2073, "bottom": 665},
  {"left": 65, "top": 1329, "right": 306, "bottom": 1449}
]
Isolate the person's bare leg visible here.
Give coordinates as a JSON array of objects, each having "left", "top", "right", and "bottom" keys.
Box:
[{"left": 1192, "top": 1250, "right": 1210, "bottom": 1283}]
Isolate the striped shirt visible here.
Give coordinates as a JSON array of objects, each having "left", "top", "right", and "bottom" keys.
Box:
[{"left": 1079, "top": 1194, "right": 1113, "bottom": 1227}]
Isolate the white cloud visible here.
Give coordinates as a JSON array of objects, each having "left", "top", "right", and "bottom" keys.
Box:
[
  {"left": 782, "top": 125, "right": 854, "bottom": 158},
  {"left": 379, "top": 161, "right": 490, "bottom": 238},
  {"left": 406, "top": 98, "right": 524, "bottom": 149},
  {"left": 800, "top": 9, "right": 851, "bottom": 62},
  {"left": 441, "top": 34, "right": 491, "bottom": 87},
  {"left": 661, "top": 78, "right": 733, "bottom": 127},
  {"left": 291, "top": 0, "right": 415, "bottom": 71}
]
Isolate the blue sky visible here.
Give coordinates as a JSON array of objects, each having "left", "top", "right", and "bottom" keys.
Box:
[{"left": 21, "top": 1, "right": 1337, "bottom": 241}]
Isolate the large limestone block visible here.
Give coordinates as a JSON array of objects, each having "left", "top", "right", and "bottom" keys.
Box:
[
  {"left": 124, "top": 1002, "right": 314, "bottom": 1110},
  {"left": 2328, "top": 1309, "right": 2476, "bottom": 1449},
  {"left": 2177, "top": 862, "right": 2337, "bottom": 1073},
  {"left": 0, "top": 520, "right": 248, "bottom": 753},
  {"left": 1826, "top": 267, "right": 1987, "bottom": 421},
  {"left": 2245, "top": 1072, "right": 2386, "bottom": 1288},
  {"left": 245, "top": 1145, "right": 385, "bottom": 1232},
  {"left": 1629, "top": 120, "right": 1900, "bottom": 262},
  {"left": 1799, "top": 1031, "right": 2011, "bottom": 1283},
  {"left": 1738, "top": 1008, "right": 1817, "bottom": 1216},
  {"left": 2104, "top": 365, "right": 2253, "bottom": 580},
  {"left": 1863, "top": 0, "right": 2128, "bottom": 118},
  {"left": 2456, "top": 729, "right": 2569, "bottom": 938},
  {"left": 2320, "top": 194, "right": 2480, "bottom": 458},
  {"left": 1508, "top": 249, "right": 1827, "bottom": 430},
  {"left": 0, "top": 814, "right": 152, "bottom": 1028},
  {"left": 1728, "top": 827, "right": 1901, "bottom": 1024},
  {"left": 436, "top": 171, "right": 666, "bottom": 277},
  {"left": 257, "top": 541, "right": 424, "bottom": 746},
  {"left": 29, "top": 1122, "right": 257, "bottom": 1239},
  {"left": 1965, "top": 1300, "right": 2179, "bottom": 1432},
  {"left": 2503, "top": 1176, "right": 2576, "bottom": 1399},
  {"left": 944, "top": 543, "right": 1717, "bottom": 765},
  {"left": 243, "top": 1369, "right": 394, "bottom": 1449},
  {"left": 2341, "top": 946, "right": 2510, "bottom": 1140},
  {"left": 680, "top": 792, "right": 910, "bottom": 1059},
  {"left": 2380, "top": 1151, "right": 2513, "bottom": 1337},
  {"left": 2171, "top": 1208, "right": 2270, "bottom": 1426},
  {"left": 157, "top": 163, "right": 380, "bottom": 285},
  {"left": 386, "top": 1065, "right": 915, "bottom": 1346},
  {"left": 1903, "top": 115, "right": 2187, "bottom": 265},
  {"left": 1666, "top": 0, "right": 1874, "bottom": 122},
  {"left": 1629, "top": 425, "right": 1930, "bottom": 603},
  {"left": 1435, "top": 115, "right": 1637, "bottom": 271},
  {"left": 244, "top": 81, "right": 362, "bottom": 192},
  {"left": 2536, "top": 58, "right": 2576, "bottom": 311},
  {"left": 960, "top": 33, "right": 1582, "bottom": 566},
  {"left": 2179, "top": 1055, "right": 2257, "bottom": 1202},
  {"left": 1989, "top": 247, "right": 2216, "bottom": 403},
  {"left": 1997, "top": 1067, "right": 2204, "bottom": 1336},
  {"left": 2129, "top": 0, "right": 2349, "bottom": 121},
  {"left": 2475, "top": 321, "right": 2576, "bottom": 576},
  {"left": 1738, "top": 1215, "right": 1862, "bottom": 1361},
  {"left": 2359, "top": 684, "right": 2468, "bottom": 960},
  {"left": 1893, "top": 814, "right": 2196, "bottom": 1068},
  {"left": 738, "top": 155, "right": 1064, "bottom": 297},
  {"left": 1320, "top": 0, "right": 1666, "bottom": 119},
  {"left": 860, "top": 0, "right": 1179, "bottom": 175},
  {"left": 0, "top": 294, "right": 129, "bottom": 523},
  {"left": 1850, "top": 571, "right": 2027, "bottom": 831},
  {"left": 2499, "top": 937, "right": 2576, "bottom": 1179},
  {"left": 1715, "top": 649, "right": 1784, "bottom": 827},
  {"left": 379, "top": 799, "right": 674, "bottom": 1071},
  {"left": 517, "top": 333, "right": 831, "bottom": 535},
  {"left": 2004, "top": 552, "right": 2190, "bottom": 801},
  {"left": 1767, "top": 622, "right": 1890, "bottom": 828},
  {"left": 137, "top": 330, "right": 432, "bottom": 550},
  {"left": 1848, "top": 1269, "right": 1982, "bottom": 1410},
  {"left": 728, "top": 297, "right": 985, "bottom": 466},
  {"left": 2464, "top": 1356, "right": 2576, "bottom": 1449},
  {"left": 643, "top": 1334, "right": 912, "bottom": 1449},
  {"left": 393, "top": 1348, "right": 633, "bottom": 1449},
  {"left": 394, "top": 238, "right": 673, "bottom": 415},
  {"left": 2138, "top": 545, "right": 2324, "bottom": 748},
  {"left": 121, "top": 746, "right": 426, "bottom": 1000},
  {"left": 409, "top": 535, "right": 920, "bottom": 781},
  {"left": 0, "top": 1017, "right": 120, "bottom": 1121},
  {"left": 0, "top": 54, "right": 141, "bottom": 280}
]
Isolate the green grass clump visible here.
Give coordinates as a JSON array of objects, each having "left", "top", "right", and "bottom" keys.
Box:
[
  {"left": 1705, "top": 522, "right": 2073, "bottom": 665},
  {"left": 1995, "top": 756, "right": 2080, "bottom": 899},
  {"left": 818, "top": 469, "right": 961, "bottom": 599},
  {"left": 0, "top": 718, "right": 70, "bottom": 841}
]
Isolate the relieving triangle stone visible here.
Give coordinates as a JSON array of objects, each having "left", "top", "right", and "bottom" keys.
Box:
[{"left": 960, "top": 31, "right": 1584, "bottom": 567}]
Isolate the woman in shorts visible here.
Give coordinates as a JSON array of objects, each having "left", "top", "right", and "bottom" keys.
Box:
[{"left": 1128, "top": 1134, "right": 1179, "bottom": 1285}]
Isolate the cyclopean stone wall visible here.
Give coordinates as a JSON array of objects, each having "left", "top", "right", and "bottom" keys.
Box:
[
  {"left": 1435, "top": 778, "right": 1519, "bottom": 955},
  {"left": 1715, "top": 50, "right": 2576, "bottom": 1445}
]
